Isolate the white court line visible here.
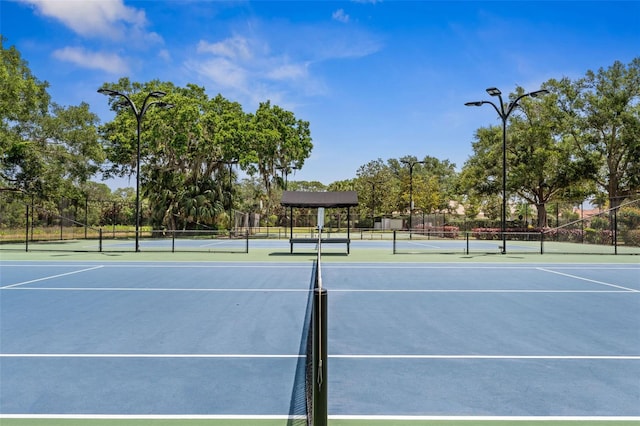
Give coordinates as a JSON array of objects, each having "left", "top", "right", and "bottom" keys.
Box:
[
  {"left": 327, "top": 264, "right": 640, "bottom": 269},
  {"left": 0, "top": 265, "right": 104, "bottom": 289},
  {"left": 2, "top": 262, "right": 638, "bottom": 269},
  {"left": 0, "top": 415, "right": 303, "bottom": 420},
  {"left": 330, "top": 354, "right": 640, "bottom": 360},
  {"left": 2, "top": 287, "right": 310, "bottom": 292},
  {"left": 2, "top": 353, "right": 637, "bottom": 360},
  {"left": 2, "top": 287, "right": 629, "bottom": 293},
  {"left": 537, "top": 267, "right": 638, "bottom": 292},
  {"left": 331, "top": 415, "right": 640, "bottom": 421},
  {"left": 404, "top": 241, "right": 442, "bottom": 249},
  {"left": 0, "top": 263, "right": 311, "bottom": 268},
  {"left": 1, "top": 414, "right": 638, "bottom": 421},
  {"left": 0, "top": 353, "right": 302, "bottom": 358},
  {"left": 330, "top": 289, "right": 629, "bottom": 293}
]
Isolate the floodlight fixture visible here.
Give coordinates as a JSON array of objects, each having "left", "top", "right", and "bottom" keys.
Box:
[
  {"left": 529, "top": 89, "right": 549, "bottom": 98},
  {"left": 486, "top": 87, "right": 502, "bottom": 96},
  {"left": 97, "top": 88, "right": 119, "bottom": 96}
]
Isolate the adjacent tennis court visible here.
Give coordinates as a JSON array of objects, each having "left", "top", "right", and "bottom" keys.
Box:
[{"left": 1, "top": 252, "right": 638, "bottom": 425}]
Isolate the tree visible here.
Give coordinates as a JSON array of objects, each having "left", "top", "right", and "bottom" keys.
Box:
[
  {"left": 1, "top": 37, "right": 50, "bottom": 195},
  {"left": 100, "top": 79, "right": 231, "bottom": 229},
  {"left": 395, "top": 155, "right": 451, "bottom": 219},
  {"left": 99, "top": 80, "right": 313, "bottom": 230},
  {"left": 1, "top": 39, "right": 103, "bottom": 209},
  {"left": 460, "top": 87, "right": 596, "bottom": 228},
  {"left": 548, "top": 58, "right": 640, "bottom": 211},
  {"left": 355, "top": 159, "right": 398, "bottom": 226},
  {"left": 247, "top": 101, "right": 312, "bottom": 220}
]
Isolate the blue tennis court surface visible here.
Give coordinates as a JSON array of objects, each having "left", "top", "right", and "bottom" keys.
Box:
[{"left": 1, "top": 260, "right": 639, "bottom": 420}]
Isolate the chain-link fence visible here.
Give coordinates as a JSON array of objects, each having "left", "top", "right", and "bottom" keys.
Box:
[{"left": 392, "top": 198, "right": 640, "bottom": 255}]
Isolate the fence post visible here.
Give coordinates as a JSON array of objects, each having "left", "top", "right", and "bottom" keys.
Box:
[
  {"left": 392, "top": 230, "right": 396, "bottom": 254},
  {"left": 614, "top": 208, "right": 618, "bottom": 255},
  {"left": 85, "top": 197, "right": 88, "bottom": 240},
  {"left": 25, "top": 204, "right": 29, "bottom": 252}
]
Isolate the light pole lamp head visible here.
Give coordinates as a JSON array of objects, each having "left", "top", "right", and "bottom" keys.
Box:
[
  {"left": 149, "top": 91, "right": 167, "bottom": 98},
  {"left": 528, "top": 89, "right": 549, "bottom": 98},
  {"left": 464, "top": 101, "right": 484, "bottom": 107},
  {"left": 97, "top": 88, "right": 120, "bottom": 97},
  {"left": 486, "top": 87, "right": 502, "bottom": 97},
  {"left": 155, "top": 101, "right": 174, "bottom": 109}
]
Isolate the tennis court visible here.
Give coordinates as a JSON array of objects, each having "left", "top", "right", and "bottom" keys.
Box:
[{"left": 1, "top": 252, "right": 639, "bottom": 425}]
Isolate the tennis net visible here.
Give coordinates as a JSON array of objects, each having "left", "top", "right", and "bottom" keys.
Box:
[{"left": 302, "top": 235, "right": 327, "bottom": 426}]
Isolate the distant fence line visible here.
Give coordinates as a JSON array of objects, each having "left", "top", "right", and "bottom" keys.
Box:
[{"left": 2, "top": 193, "right": 638, "bottom": 255}]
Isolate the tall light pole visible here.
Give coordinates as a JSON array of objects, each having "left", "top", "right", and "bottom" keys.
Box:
[
  {"left": 401, "top": 159, "right": 425, "bottom": 231},
  {"left": 98, "top": 88, "right": 173, "bottom": 252},
  {"left": 465, "top": 87, "right": 548, "bottom": 254}
]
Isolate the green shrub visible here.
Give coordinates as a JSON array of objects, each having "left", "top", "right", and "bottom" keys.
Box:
[
  {"left": 590, "top": 216, "right": 610, "bottom": 230},
  {"left": 622, "top": 229, "right": 640, "bottom": 246}
]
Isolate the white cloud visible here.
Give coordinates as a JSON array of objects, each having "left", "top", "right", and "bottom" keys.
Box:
[
  {"left": 194, "top": 35, "right": 306, "bottom": 87},
  {"left": 187, "top": 23, "right": 381, "bottom": 108},
  {"left": 197, "top": 37, "right": 254, "bottom": 61},
  {"left": 17, "top": 0, "right": 161, "bottom": 43},
  {"left": 267, "top": 63, "right": 309, "bottom": 81},
  {"left": 52, "top": 46, "right": 129, "bottom": 74},
  {"left": 332, "top": 9, "right": 350, "bottom": 23},
  {"left": 158, "top": 49, "right": 171, "bottom": 62},
  {"left": 185, "top": 57, "right": 249, "bottom": 92}
]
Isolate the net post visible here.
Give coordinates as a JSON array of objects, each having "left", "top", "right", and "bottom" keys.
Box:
[
  {"left": 313, "top": 287, "right": 328, "bottom": 426},
  {"left": 245, "top": 229, "right": 249, "bottom": 253},
  {"left": 99, "top": 228, "right": 103, "bottom": 252},
  {"left": 540, "top": 231, "right": 544, "bottom": 254},
  {"left": 393, "top": 230, "right": 397, "bottom": 254},
  {"left": 466, "top": 231, "right": 469, "bottom": 255}
]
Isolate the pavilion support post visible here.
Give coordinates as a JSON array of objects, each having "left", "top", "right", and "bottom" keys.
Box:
[
  {"left": 347, "top": 206, "right": 351, "bottom": 254},
  {"left": 290, "top": 206, "right": 294, "bottom": 253}
]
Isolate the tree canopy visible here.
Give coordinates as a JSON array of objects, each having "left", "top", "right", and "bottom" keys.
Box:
[
  {"left": 98, "top": 78, "right": 312, "bottom": 230},
  {"left": 1, "top": 37, "right": 637, "bottom": 233}
]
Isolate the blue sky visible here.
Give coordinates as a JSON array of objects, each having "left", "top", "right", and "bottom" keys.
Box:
[{"left": 2, "top": 0, "right": 639, "bottom": 189}]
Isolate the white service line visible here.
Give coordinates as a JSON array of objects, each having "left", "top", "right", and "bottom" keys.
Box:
[
  {"left": 0, "top": 265, "right": 104, "bottom": 289},
  {"left": 0, "top": 353, "right": 303, "bottom": 358},
  {"left": 330, "top": 289, "right": 630, "bottom": 293},
  {"left": 1, "top": 414, "right": 638, "bottom": 421},
  {"left": 330, "top": 354, "right": 640, "bottom": 360},
  {"left": 2, "top": 353, "right": 637, "bottom": 360},
  {"left": 330, "top": 415, "right": 640, "bottom": 421},
  {"left": 537, "top": 267, "right": 638, "bottom": 292},
  {"left": 1, "top": 287, "right": 310, "bottom": 292}
]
